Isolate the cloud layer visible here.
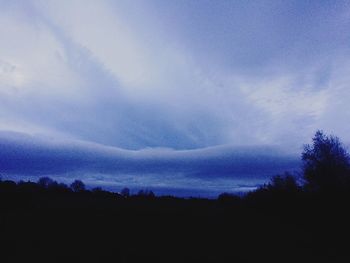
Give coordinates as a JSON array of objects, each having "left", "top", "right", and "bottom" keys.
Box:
[
  {"left": 1, "top": 0, "right": 350, "bottom": 150},
  {"left": 0, "top": 131, "right": 299, "bottom": 196}
]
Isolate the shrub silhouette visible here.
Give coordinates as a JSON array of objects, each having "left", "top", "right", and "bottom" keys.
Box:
[{"left": 302, "top": 130, "right": 350, "bottom": 192}]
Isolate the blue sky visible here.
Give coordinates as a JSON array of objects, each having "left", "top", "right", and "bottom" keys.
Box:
[{"left": 0, "top": 0, "right": 349, "bottom": 196}]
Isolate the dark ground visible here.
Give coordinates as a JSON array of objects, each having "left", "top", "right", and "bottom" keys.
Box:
[{"left": 1, "top": 185, "right": 350, "bottom": 263}]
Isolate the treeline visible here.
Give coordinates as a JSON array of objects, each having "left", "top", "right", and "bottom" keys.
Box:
[
  {"left": 245, "top": 130, "right": 350, "bottom": 199},
  {"left": 1, "top": 130, "right": 350, "bottom": 263},
  {"left": 2, "top": 130, "right": 350, "bottom": 201},
  {"left": 0, "top": 177, "right": 157, "bottom": 199}
]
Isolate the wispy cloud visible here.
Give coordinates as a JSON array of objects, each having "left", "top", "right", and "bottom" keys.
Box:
[{"left": 1, "top": 0, "right": 350, "bottom": 149}]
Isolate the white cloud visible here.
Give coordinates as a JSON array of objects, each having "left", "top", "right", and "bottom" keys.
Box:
[{"left": 0, "top": 0, "right": 350, "bottom": 151}]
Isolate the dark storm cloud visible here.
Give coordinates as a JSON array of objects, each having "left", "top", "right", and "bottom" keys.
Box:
[{"left": 0, "top": 131, "right": 299, "bottom": 180}]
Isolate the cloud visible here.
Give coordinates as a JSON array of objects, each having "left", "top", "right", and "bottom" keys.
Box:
[
  {"left": 0, "top": 130, "right": 299, "bottom": 195},
  {"left": 1, "top": 0, "right": 234, "bottom": 149},
  {"left": 0, "top": 0, "right": 349, "bottom": 151},
  {"left": 3, "top": 1, "right": 350, "bottom": 195}
]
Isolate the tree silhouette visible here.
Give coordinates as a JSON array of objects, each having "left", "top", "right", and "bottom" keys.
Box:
[
  {"left": 121, "top": 187, "right": 130, "bottom": 197},
  {"left": 38, "top": 177, "right": 55, "bottom": 188},
  {"left": 267, "top": 173, "right": 300, "bottom": 193},
  {"left": 92, "top": 187, "right": 103, "bottom": 193},
  {"left": 70, "top": 180, "right": 86, "bottom": 192},
  {"left": 302, "top": 130, "right": 350, "bottom": 192},
  {"left": 137, "top": 189, "right": 155, "bottom": 198}
]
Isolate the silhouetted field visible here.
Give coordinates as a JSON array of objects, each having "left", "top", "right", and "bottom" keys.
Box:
[{"left": 0, "top": 179, "right": 350, "bottom": 263}]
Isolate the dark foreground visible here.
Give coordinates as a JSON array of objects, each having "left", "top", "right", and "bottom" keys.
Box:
[{"left": 1, "top": 184, "right": 350, "bottom": 263}]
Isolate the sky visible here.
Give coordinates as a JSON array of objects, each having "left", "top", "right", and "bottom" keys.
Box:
[{"left": 0, "top": 0, "right": 350, "bottom": 196}]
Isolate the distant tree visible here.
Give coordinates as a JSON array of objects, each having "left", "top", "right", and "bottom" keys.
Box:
[
  {"left": 59, "top": 183, "right": 70, "bottom": 191},
  {"left": 137, "top": 189, "right": 155, "bottom": 198},
  {"left": 70, "top": 180, "right": 86, "bottom": 192},
  {"left": 267, "top": 173, "right": 300, "bottom": 193},
  {"left": 302, "top": 130, "right": 350, "bottom": 191},
  {"left": 148, "top": 190, "right": 155, "bottom": 198},
  {"left": 49, "top": 182, "right": 70, "bottom": 192},
  {"left": 92, "top": 187, "right": 103, "bottom": 193},
  {"left": 218, "top": 192, "right": 241, "bottom": 203},
  {"left": 17, "top": 181, "right": 41, "bottom": 193},
  {"left": 121, "top": 187, "right": 130, "bottom": 197},
  {"left": 0, "top": 180, "right": 17, "bottom": 193},
  {"left": 38, "top": 177, "right": 55, "bottom": 188}
]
